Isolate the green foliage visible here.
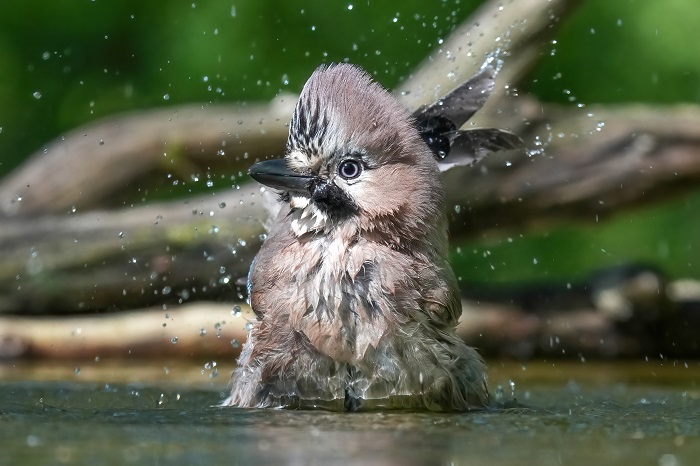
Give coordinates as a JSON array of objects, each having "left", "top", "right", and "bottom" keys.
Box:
[{"left": 528, "top": 0, "right": 700, "bottom": 104}]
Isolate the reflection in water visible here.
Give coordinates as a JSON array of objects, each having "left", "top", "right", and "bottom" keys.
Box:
[{"left": 1, "top": 362, "right": 699, "bottom": 465}]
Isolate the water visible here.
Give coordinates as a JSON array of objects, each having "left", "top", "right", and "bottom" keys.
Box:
[{"left": 1, "top": 361, "right": 698, "bottom": 465}]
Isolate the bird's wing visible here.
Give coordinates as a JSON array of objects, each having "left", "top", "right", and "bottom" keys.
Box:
[
  {"left": 412, "top": 66, "right": 496, "bottom": 129},
  {"left": 438, "top": 128, "right": 523, "bottom": 172}
]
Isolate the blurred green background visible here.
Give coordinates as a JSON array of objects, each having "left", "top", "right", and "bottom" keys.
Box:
[{"left": 1, "top": 0, "right": 699, "bottom": 285}]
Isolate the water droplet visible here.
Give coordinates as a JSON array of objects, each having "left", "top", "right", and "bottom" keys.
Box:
[
  {"left": 26, "top": 435, "right": 41, "bottom": 447},
  {"left": 32, "top": 91, "right": 42, "bottom": 99},
  {"left": 200, "top": 328, "right": 207, "bottom": 337},
  {"left": 219, "top": 202, "right": 226, "bottom": 209},
  {"left": 231, "top": 339, "right": 240, "bottom": 348},
  {"left": 232, "top": 305, "right": 242, "bottom": 317},
  {"left": 494, "top": 384, "right": 504, "bottom": 401},
  {"left": 74, "top": 367, "right": 81, "bottom": 375},
  {"left": 163, "top": 94, "right": 170, "bottom": 101},
  {"left": 171, "top": 337, "right": 178, "bottom": 344}
]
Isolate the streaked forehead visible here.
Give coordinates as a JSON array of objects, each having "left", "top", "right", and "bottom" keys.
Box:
[
  {"left": 287, "top": 64, "right": 380, "bottom": 152},
  {"left": 285, "top": 63, "right": 418, "bottom": 167}
]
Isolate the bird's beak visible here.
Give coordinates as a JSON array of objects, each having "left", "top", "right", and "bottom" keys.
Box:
[{"left": 248, "top": 158, "right": 314, "bottom": 192}]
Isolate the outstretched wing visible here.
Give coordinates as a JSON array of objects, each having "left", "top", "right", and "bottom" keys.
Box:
[
  {"left": 412, "top": 64, "right": 523, "bottom": 169},
  {"left": 413, "top": 66, "right": 496, "bottom": 130}
]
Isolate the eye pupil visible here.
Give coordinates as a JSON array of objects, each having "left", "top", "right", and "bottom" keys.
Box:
[{"left": 338, "top": 160, "right": 361, "bottom": 180}]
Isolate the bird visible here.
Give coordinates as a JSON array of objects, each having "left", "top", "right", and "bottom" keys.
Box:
[{"left": 224, "top": 62, "right": 519, "bottom": 412}]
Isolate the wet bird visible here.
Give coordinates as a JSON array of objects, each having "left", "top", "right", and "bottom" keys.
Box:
[{"left": 225, "top": 62, "right": 520, "bottom": 411}]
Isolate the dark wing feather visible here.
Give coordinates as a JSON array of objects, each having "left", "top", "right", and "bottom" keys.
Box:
[
  {"left": 438, "top": 128, "right": 523, "bottom": 172},
  {"left": 411, "top": 63, "right": 524, "bottom": 170},
  {"left": 412, "top": 66, "right": 496, "bottom": 129}
]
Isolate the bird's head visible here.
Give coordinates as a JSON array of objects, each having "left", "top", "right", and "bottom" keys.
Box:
[{"left": 249, "top": 64, "right": 445, "bottom": 244}]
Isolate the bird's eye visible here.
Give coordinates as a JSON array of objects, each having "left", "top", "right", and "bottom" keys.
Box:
[{"left": 337, "top": 159, "right": 362, "bottom": 180}]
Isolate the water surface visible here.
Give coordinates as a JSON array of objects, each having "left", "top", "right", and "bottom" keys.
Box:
[{"left": 1, "top": 360, "right": 698, "bottom": 465}]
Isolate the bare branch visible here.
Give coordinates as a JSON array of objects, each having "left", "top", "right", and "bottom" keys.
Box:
[
  {"left": 0, "top": 302, "right": 253, "bottom": 359},
  {"left": 0, "top": 98, "right": 295, "bottom": 216},
  {"left": 445, "top": 102, "right": 700, "bottom": 234}
]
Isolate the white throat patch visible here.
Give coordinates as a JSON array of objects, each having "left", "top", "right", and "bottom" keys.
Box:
[{"left": 289, "top": 195, "right": 329, "bottom": 236}]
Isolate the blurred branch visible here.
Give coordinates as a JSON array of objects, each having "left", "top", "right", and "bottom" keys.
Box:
[
  {"left": 4, "top": 286, "right": 699, "bottom": 359},
  {"left": 0, "top": 302, "right": 253, "bottom": 359},
  {"left": 0, "top": 187, "right": 264, "bottom": 314},
  {"left": 0, "top": 98, "right": 295, "bottom": 216},
  {"left": 446, "top": 102, "right": 700, "bottom": 233}
]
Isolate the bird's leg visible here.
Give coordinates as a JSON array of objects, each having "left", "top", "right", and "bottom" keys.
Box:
[{"left": 343, "top": 365, "right": 362, "bottom": 412}]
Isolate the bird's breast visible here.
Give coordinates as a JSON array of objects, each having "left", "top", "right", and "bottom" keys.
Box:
[{"left": 286, "top": 234, "right": 392, "bottom": 364}]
